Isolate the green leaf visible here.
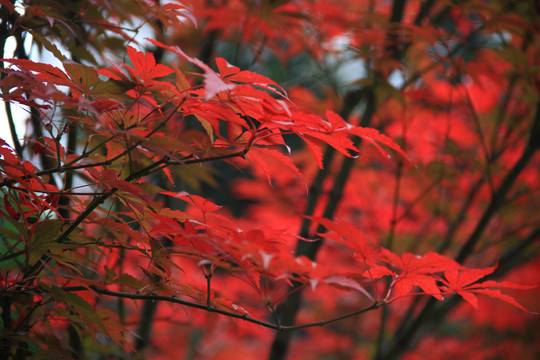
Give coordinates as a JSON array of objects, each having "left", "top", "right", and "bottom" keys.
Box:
[
  {"left": 48, "top": 286, "right": 106, "bottom": 331},
  {"left": 28, "top": 219, "right": 64, "bottom": 264},
  {"left": 63, "top": 62, "right": 100, "bottom": 92},
  {"left": 113, "top": 273, "right": 146, "bottom": 290},
  {"left": 27, "top": 28, "right": 68, "bottom": 62},
  {"left": 92, "top": 79, "right": 133, "bottom": 99}
]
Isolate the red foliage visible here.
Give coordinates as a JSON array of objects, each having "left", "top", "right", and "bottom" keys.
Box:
[{"left": 0, "top": 0, "right": 538, "bottom": 359}]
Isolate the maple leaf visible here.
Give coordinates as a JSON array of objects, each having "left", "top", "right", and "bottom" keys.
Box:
[
  {"left": 303, "top": 137, "right": 325, "bottom": 168},
  {"left": 314, "top": 218, "right": 379, "bottom": 263},
  {"left": 96, "top": 57, "right": 130, "bottom": 82},
  {"left": 366, "top": 250, "right": 462, "bottom": 300},
  {"left": 349, "top": 126, "right": 408, "bottom": 160},
  {"left": 325, "top": 111, "right": 408, "bottom": 160},
  {"left": 441, "top": 264, "right": 537, "bottom": 312},
  {"left": 1, "top": 58, "right": 72, "bottom": 87},
  {"left": 146, "top": 1, "right": 197, "bottom": 30},
  {"left": 85, "top": 168, "right": 150, "bottom": 203},
  {"left": 215, "top": 57, "right": 286, "bottom": 97},
  {"left": 323, "top": 275, "right": 374, "bottom": 301},
  {"left": 161, "top": 191, "right": 222, "bottom": 219},
  {"left": 202, "top": 70, "right": 236, "bottom": 100},
  {"left": 147, "top": 38, "right": 235, "bottom": 100},
  {"left": 124, "top": 46, "right": 174, "bottom": 84},
  {"left": 243, "top": 147, "right": 304, "bottom": 186}
]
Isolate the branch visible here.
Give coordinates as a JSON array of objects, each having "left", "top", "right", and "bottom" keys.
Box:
[
  {"left": 61, "top": 286, "right": 382, "bottom": 332},
  {"left": 21, "top": 154, "right": 170, "bottom": 283},
  {"left": 381, "top": 101, "right": 540, "bottom": 360},
  {"left": 166, "top": 148, "right": 250, "bottom": 167},
  {"left": 455, "top": 100, "right": 540, "bottom": 264},
  {"left": 0, "top": 20, "right": 24, "bottom": 157},
  {"left": 0, "top": 103, "right": 177, "bottom": 189},
  {"left": 267, "top": 90, "right": 377, "bottom": 360}
]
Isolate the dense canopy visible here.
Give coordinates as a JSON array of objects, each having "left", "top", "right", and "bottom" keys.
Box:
[{"left": 0, "top": 1, "right": 539, "bottom": 359}]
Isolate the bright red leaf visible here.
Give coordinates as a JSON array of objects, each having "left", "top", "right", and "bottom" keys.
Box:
[{"left": 441, "top": 265, "right": 537, "bottom": 312}]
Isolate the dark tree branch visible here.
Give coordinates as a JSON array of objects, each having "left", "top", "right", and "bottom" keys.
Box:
[{"left": 60, "top": 286, "right": 382, "bottom": 333}]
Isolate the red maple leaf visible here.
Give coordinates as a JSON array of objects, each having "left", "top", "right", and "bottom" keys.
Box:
[
  {"left": 215, "top": 57, "right": 286, "bottom": 97},
  {"left": 365, "top": 250, "right": 462, "bottom": 301},
  {"left": 326, "top": 111, "right": 408, "bottom": 160},
  {"left": 314, "top": 218, "right": 379, "bottom": 263},
  {"left": 441, "top": 264, "right": 537, "bottom": 312},
  {"left": 147, "top": 38, "right": 235, "bottom": 100},
  {"left": 124, "top": 46, "right": 173, "bottom": 84}
]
